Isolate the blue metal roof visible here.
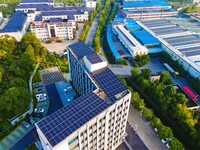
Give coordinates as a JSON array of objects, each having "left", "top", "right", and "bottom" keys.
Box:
[
  {"left": 132, "top": 30, "right": 160, "bottom": 45},
  {"left": 36, "top": 92, "right": 109, "bottom": 147},
  {"left": 123, "top": 0, "right": 171, "bottom": 8},
  {"left": 68, "top": 42, "right": 93, "bottom": 59},
  {"left": 0, "top": 11, "right": 27, "bottom": 33}
]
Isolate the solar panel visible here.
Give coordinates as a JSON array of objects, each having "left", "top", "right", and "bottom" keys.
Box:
[
  {"left": 36, "top": 92, "right": 109, "bottom": 147},
  {"left": 0, "top": 11, "right": 27, "bottom": 33},
  {"left": 91, "top": 67, "right": 127, "bottom": 102},
  {"left": 86, "top": 54, "right": 103, "bottom": 64},
  {"left": 68, "top": 42, "right": 93, "bottom": 59}
]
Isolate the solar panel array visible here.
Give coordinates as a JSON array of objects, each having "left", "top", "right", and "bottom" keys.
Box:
[
  {"left": 0, "top": 11, "right": 27, "bottom": 32},
  {"left": 151, "top": 26, "right": 186, "bottom": 35},
  {"left": 86, "top": 53, "right": 103, "bottom": 64},
  {"left": 37, "top": 92, "right": 109, "bottom": 146},
  {"left": 20, "top": 0, "right": 53, "bottom": 3},
  {"left": 68, "top": 42, "right": 93, "bottom": 59},
  {"left": 91, "top": 67, "right": 127, "bottom": 102}
]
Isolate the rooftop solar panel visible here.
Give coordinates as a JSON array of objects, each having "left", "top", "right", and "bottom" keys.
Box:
[
  {"left": 36, "top": 92, "right": 109, "bottom": 147},
  {"left": 178, "top": 46, "right": 200, "bottom": 52},
  {"left": 68, "top": 42, "right": 93, "bottom": 59},
  {"left": 86, "top": 53, "right": 103, "bottom": 64},
  {"left": 0, "top": 11, "right": 27, "bottom": 33},
  {"left": 185, "top": 50, "right": 200, "bottom": 57},
  {"left": 91, "top": 67, "right": 127, "bottom": 102}
]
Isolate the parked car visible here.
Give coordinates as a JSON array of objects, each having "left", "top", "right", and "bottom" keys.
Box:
[
  {"left": 29, "top": 117, "right": 36, "bottom": 124},
  {"left": 22, "top": 121, "right": 30, "bottom": 129},
  {"left": 34, "top": 108, "right": 44, "bottom": 114},
  {"left": 32, "top": 113, "right": 43, "bottom": 118},
  {"left": 34, "top": 82, "right": 43, "bottom": 88},
  {"left": 64, "top": 87, "right": 72, "bottom": 92},
  {"left": 36, "top": 93, "right": 46, "bottom": 100},
  {"left": 38, "top": 95, "right": 47, "bottom": 102},
  {"left": 35, "top": 88, "right": 45, "bottom": 94}
]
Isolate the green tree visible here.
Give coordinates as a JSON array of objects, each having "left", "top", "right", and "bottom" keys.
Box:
[
  {"left": 157, "top": 125, "right": 173, "bottom": 139},
  {"left": 143, "top": 108, "right": 153, "bottom": 121},
  {"left": 168, "top": 138, "right": 183, "bottom": 150},
  {"left": 150, "top": 117, "right": 162, "bottom": 129},
  {"left": 160, "top": 71, "right": 172, "bottom": 85},
  {"left": 131, "top": 67, "right": 140, "bottom": 79},
  {"left": 140, "top": 69, "right": 151, "bottom": 79}
]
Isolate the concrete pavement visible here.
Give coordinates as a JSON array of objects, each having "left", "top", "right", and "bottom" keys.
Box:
[{"left": 128, "top": 106, "right": 167, "bottom": 150}]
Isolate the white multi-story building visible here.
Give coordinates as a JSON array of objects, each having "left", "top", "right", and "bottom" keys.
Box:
[
  {"left": 31, "top": 19, "right": 75, "bottom": 40},
  {"left": 83, "top": 0, "right": 97, "bottom": 8},
  {"left": 36, "top": 42, "right": 131, "bottom": 150}
]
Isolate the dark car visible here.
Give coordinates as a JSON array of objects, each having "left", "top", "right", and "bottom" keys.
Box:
[
  {"left": 34, "top": 82, "right": 43, "bottom": 88},
  {"left": 32, "top": 113, "right": 44, "bottom": 118}
]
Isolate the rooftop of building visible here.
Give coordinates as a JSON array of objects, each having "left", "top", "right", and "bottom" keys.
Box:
[
  {"left": 16, "top": 4, "right": 49, "bottom": 9},
  {"left": 36, "top": 91, "right": 110, "bottom": 147},
  {"left": 123, "top": 0, "right": 171, "bottom": 9},
  {"left": 85, "top": 53, "right": 103, "bottom": 64},
  {"left": 36, "top": 42, "right": 129, "bottom": 147},
  {"left": 0, "top": 11, "right": 27, "bottom": 33},
  {"left": 20, "top": 0, "right": 53, "bottom": 3}
]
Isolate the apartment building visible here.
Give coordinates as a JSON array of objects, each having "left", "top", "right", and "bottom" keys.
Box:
[{"left": 36, "top": 42, "right": 131, "bottom": 150}]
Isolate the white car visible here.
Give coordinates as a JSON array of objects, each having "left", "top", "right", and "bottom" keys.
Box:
[
  {"left": 36, "top": 93, "right": 46, "bottom": 100},
  {"left": 34, "top": 108, "right": 44, "bottom": 114},
  {"left": 64, "top": 87, "right": 72, "bottom": 92},
  {"left": 38, "top": 95, "right": 47, "bottom": 102}
]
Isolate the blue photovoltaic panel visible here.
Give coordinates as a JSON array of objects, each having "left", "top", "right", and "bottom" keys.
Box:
[
  {"left": 0, "top": 11, "right": 27, "bottom": 33},
  {"left": 20, "top": 0, "right": 53, "bottom": 3},
  {"left": 91, "top": 67, "right": 127, "bottom": 102},
  {"left": 86, "top": 54, "right": 103, "bottom": 64},
  {"left": 68, "top": 42, "right": 93, "bottom": 59},
  {"left": 36, "top": 92, "right": 109, "bottom": 147},
  {"left": 178, "top": 46, "right": 200, "bottom": 52}
]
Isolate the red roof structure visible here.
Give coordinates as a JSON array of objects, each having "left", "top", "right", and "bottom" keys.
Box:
[{"left": 182, "top": 85, "right": 198, "bottom": 101}]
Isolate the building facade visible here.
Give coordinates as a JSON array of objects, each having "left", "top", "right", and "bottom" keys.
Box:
[
  {"left": 36, "top": 42, "right": 131, "bottom": 150},
  {"left": 83, "top": 0, "right": 97, "bottom": 8},
  {"left": 30, "top": 20, "right": 75, "bottom": 40}
]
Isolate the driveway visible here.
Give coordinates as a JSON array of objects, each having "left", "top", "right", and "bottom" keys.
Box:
[{"left": 128, "top": 106, "right": 167, "bottom": 150}]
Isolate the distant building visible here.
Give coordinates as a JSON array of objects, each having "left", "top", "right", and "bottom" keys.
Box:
[
  {"left": 0, "top": 12, "right": 3, "bottom": 24},
  {"left": 83, "top": 0, "right": 97, "bottom": 8},
  {"left": 36, "top": 42, "right": 131, "bottom": 150},
  {"left": 149, "top": 74, "right": 160, "bottom": 82},
  {"left": 0, "top": 11, "right": 29, "bottom": 41},
  {"left": 188, "top": 0, "right": 200, "bottom": 4},
  {"left": 30, "top": 18, "right": 75, "bottom": 40},
  {"left": 19, "top": 0, "right": 54, "bottom": 5},
  {"left": 120, "top": 0, "right": 177, "bottom": 20},
  {"left": 29, "top": 6, "right": 88, "bottom": 40}
]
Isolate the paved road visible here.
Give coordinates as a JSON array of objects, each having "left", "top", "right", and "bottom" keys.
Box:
[
  {"left": 125, "top": 122, "right": 148, "bottom": 150},
  {"left": 128, "top": 106, "right": 167, "bottom": 150},
  {"left": 85, "top": 14, "right": 99, "bottom": 45},
  {"left": 109, "top": 64, "right": 132, "bottom": 76}
]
